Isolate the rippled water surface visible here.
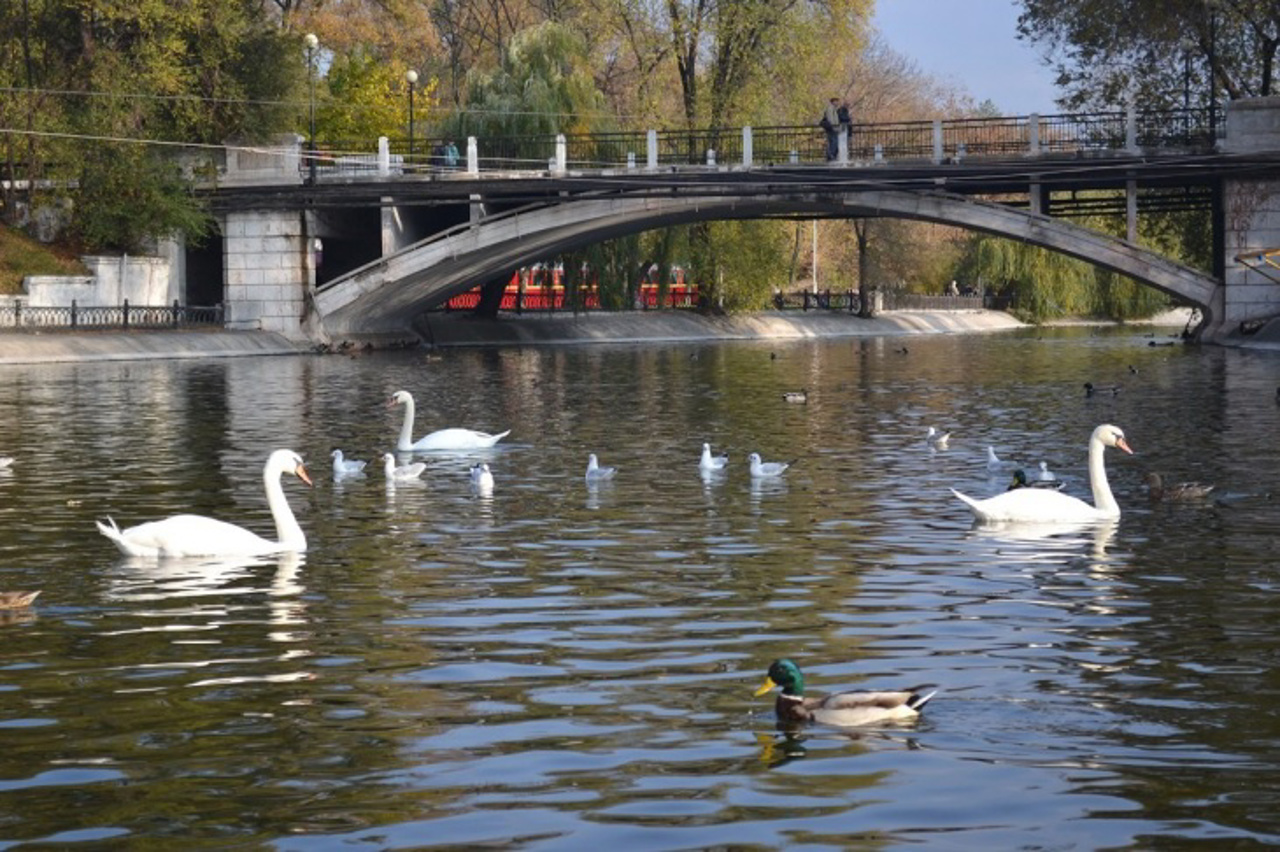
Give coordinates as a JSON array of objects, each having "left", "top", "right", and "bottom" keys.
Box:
[{"left": 2, "top": 326, "right": 1280, "bottom": 849}]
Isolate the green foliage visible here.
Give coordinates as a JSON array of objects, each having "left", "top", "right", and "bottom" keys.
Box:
[
  {"left": 319, "top": 48, "right": 434, "bottom": 144},
  {"left": 70, "top": 145, "right": 211, "bottom": 254},
  {"left": 449, "top": 22, "right": 611, "bottom": 139}
]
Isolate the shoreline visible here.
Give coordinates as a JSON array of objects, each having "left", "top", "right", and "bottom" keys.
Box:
[{"left": 0, "top": 308, "right": 1207, "bottom": 365}]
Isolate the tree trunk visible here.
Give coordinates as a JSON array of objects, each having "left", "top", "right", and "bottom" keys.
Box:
[{"left": 855, "top": 220, "right": 875, "bottom": 317}]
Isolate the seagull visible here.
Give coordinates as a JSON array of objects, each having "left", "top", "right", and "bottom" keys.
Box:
[
  {"left": 749, "top": 452, "right": 793, "bottom": 478},
  {"left": 782, "top": 389, "right": 808, "bottom": 404},
  {"left": 0, "top": 457, "right": 13, "bottom": 469},
  {"left": 470, "top": 462, "right": 495, "bottom": 491},
  {"left": 986, "top": 446, "right": 1007, "bottom": 471},
  {"left": 926, "top": 427, "right": 951, "bottom": 449},
  {"left": 383, "top": 453, "right": 426, "bottom": 481},
  {"left": 699, "top": 442, "right": 729, "bottom": 472},
  {"left": 585, "top": 453, "right": 617, "bottom": 482},
  {"left": 1036, "top": 461, "right": 1057, "bottom": 482},
  {"left": 331, "top": 449, "right": 367, "bottom": 477}
]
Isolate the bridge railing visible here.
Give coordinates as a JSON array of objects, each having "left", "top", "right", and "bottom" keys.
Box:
[
  {"left": 0, "top": 300, "right": 224, "bottom": 331},
  {"left": 312, "top": 108, "right": 1215, "bottom": 177}
]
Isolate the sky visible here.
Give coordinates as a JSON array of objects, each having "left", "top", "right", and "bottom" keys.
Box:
[{"left": 871, "top": 0, "right": 1061, "bottom": 116}]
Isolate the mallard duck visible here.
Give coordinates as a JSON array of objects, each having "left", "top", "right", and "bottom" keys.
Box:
[
  {"left": 1084, "top": 381, "right": 1121, "bottom": 397},
  {"left": 1145, "top": 472, "right": 1214, "bottom": 501},
  {"left": 754, "top": 658, "right": 935, "bottom": 727},
  {"left": 1007, "top": 468, "right": 1066, "bottom": 491},
  {"left": 0, "top": 591, "right": 40, "bottom": 609},
  {"left": 782, "top": 389, "right": 808, "bottom": 404}
]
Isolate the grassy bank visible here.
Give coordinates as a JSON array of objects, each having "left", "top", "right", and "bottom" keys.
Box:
[{"left": 0, "top": 225, "right": 88, "bottom": 295}]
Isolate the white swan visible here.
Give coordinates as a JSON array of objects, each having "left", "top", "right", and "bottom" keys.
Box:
[
  {"left": 749, "top": 452, "right": 792, "bottom": 478},
  {"left": 331, "top": 449, "right": 367, "bottom": 477},
  {"left": 470, "top": 462, "right": 495, "bottom": 491},
  {"left": 953, "top": 424, "right": 1133, "bottom": 523},
  {"left": 388, "top": 390, "right": 510, "bottom": 451},
  {"left": 383, "top": 453, "right": 426, "bottom": 481},
  {"left": 585, "top": 454, "right": 617, "bottom": 482},
  {"left": 986, "top": 446, "right": 1007, "bottom": 471},
  {"left": 699, "top": 443, "right": 729, "bottom": 472},
  {"left": 96, "top": 449, "right": 312, "bottom": 558}
]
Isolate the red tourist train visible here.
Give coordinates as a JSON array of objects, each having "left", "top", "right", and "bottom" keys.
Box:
[{"left": 444, "top": 264, "right": 697, "bottom": 311}]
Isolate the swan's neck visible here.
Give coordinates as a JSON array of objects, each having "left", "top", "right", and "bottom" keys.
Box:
[
  {"left": 265, "top": 465, "right": 306, "bottom": 550},
  {"left": 397, "top": 397, "right": 416, "bottom": 450},
  {"left": 1088, "top": 436, "right": 1119, "bottom": 516}
]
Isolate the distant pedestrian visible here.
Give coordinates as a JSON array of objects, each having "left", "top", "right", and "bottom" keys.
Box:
[
  {"left": 820, "top": 97, "right": 841, "bottom": 161},
  {"left": 444, "top": 139, "right": 459, "bottom": 169},
  {"left": 429, "top": 142, "right": 446, "bottom": 169}
]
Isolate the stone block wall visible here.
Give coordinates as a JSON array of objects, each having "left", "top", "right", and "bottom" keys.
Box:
[
  {"left": 222, "top": 210, "right": 310, "bottom": 337},
  {"left": 1223, "top": 98, "right": 1280, "bottom": 329}
]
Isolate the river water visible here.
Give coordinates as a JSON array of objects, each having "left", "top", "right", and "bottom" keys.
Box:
[{"left": 2, "top": 325, "right": 1279, "bottom": 849}]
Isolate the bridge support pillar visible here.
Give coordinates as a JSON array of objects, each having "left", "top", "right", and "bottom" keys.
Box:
[
  {"left": 1208, "top": 96, "right": 1280, "bottom": 340},
  {"left": 220, "top": 210, "right": 312, "bottom": 340}
]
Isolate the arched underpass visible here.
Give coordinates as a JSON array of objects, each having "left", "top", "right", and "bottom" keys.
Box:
[{"left": 314, "top": 189, "right": 1220, "bottom": 340}]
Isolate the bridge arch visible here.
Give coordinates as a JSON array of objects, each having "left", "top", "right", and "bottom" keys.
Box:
[{"left": 314, "top": 190, "right": 1219, "bottom": 337}]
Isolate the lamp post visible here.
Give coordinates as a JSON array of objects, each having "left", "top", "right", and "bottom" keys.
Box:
[
  {"left": 304, "top": 33, "right": 318, "bottom": 184},
  {"left": 1206, "top": 0, "right": 1218, "bottom": 147},
  {"left": 1180, "top": 38, "right": 1195, "bottom": 143},
  {"left": 405, "top": 69, "right": 418, "bottom": 167}
]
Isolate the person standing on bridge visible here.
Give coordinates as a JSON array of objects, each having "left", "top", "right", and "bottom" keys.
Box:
[
  {"left": 444, "top": 139, "right": 459, "bottom": 169},
  {"left": 821, "top": 97, "right": 841, "bottom": 161}
]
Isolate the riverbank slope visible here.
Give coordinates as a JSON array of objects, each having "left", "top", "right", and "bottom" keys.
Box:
[{"left": 417, "top": 309, "right": 1025, "bottom": 347}]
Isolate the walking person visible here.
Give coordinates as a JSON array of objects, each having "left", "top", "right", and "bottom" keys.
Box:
[{"left": 820, "top": 97, "right": 841, "bottom": 161}]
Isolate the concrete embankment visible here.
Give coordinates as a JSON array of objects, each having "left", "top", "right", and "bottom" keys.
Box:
[
  {"left": 417, "top": 309, "right": 1026, "bottom": 347},
  {"left": 0, "top": 329, "right": 305, "bottom": 365},
  {"left": 0, "top": 311, "right": 1027, "bottom": 365}
]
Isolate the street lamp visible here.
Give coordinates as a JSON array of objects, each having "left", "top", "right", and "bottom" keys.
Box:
[
  {"left": 1179, "top": 37, "right": 1195, "bottom": 143},
  {"left": 1206, "top": 0, "right": 1219, "bottom": 147},
  {"left": 305, "top": 32, "right": 318, "bottom": 184},
  {"left": 405, "top": 69, "right": 418, "bottom": 166}
]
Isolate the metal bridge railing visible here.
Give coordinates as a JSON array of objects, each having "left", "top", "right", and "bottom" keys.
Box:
[
  {"left": 0, "top": 300, "right": 224, "bottom": 331},
  {"left": 312, "top": 107, "right": 1215, "bottom": 179}
]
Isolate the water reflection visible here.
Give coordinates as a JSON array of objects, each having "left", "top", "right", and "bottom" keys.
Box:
[{"left": 3, "top": 329, "right": 1280, "bottom": 848}]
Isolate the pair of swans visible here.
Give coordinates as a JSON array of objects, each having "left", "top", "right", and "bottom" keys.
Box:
[
  {"left": 388, "top": 390, "right": 509, "bottom": 451},
  {"left": 97, "top": 449, "right": 312, "bottom": 558},
  {"left": 953, "top": 424, "right": 1132, "bottom": 523}
]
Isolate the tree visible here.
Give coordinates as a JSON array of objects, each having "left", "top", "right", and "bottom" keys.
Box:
[{"left": 1016, "top": 0, "right": 1280, "bottom": 111}]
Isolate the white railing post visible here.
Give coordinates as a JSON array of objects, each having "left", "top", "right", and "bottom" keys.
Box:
[
  {"left": 874, "top": 143, "right": 883, "bottom": 163},
  {"left": 647, "top": 129, "right": 658, "bottom": 171},
  {"left": 377, "top": 136, "right": 390, "bottom": 176},
  {"left": 627, "top": 151, "right": 636, "bottom": 170},
  {"left": 956, "top": 142, "right": 967, "bottom": 162},
  {"left": 706, "top": 148, "right": 716, "bottom": 167},
  {"left": 742, "top": 126, "right": 753, "bottom": 167},
  {"left": 1028, "top": 113, "right": 1040, "bottom": 156},
  {"left": 1125, "top": 98, "right": 1139, "bottom": 153},
  {"left": 932, "top": 119, "right": 944, "bottom": 164},
  {"left": 838, "top": 130, "right": 849, "bottom": 165},
  {"left": 555, "top": 133, "right": 567, "bottom": 173},
  {"left": 466, "top": 137, "right": 478, "bottom": 175}
]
